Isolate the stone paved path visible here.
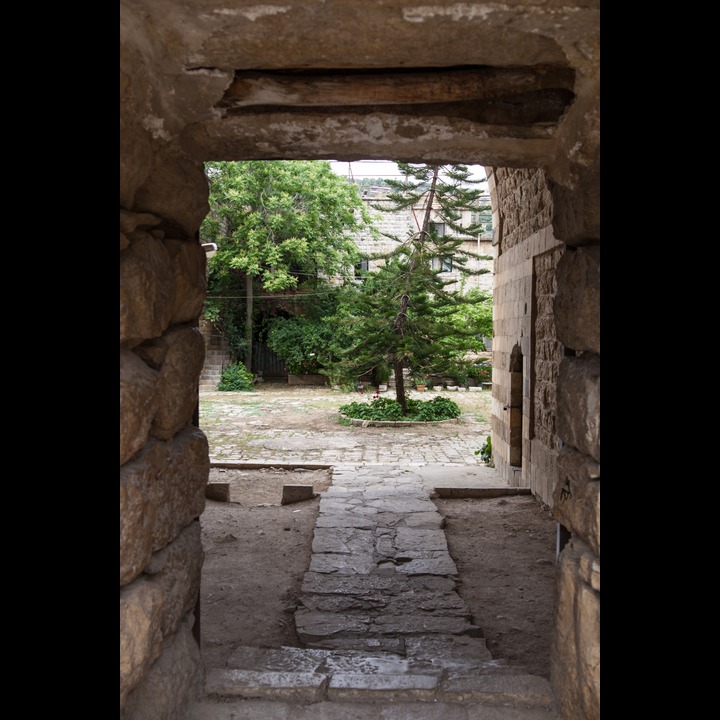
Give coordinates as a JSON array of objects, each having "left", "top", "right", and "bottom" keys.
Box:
[{"left": 188, "top": 388, "right": 557, "bottom": 719}]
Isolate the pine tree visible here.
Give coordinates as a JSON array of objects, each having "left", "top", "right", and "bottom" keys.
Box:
[{"left": 333, "top": 163, "right": 492, "bottom": 414}]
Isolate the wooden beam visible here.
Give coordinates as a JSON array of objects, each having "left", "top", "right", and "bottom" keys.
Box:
[{"left": 221, "top": 67, "right": 574, "bottom": 108}]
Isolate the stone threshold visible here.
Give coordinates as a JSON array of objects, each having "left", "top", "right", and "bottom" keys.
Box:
[{"left": 433, "top": 487, "right": 531, "bottom": 499}]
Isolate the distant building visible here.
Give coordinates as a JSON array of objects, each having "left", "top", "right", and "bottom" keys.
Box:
[{"left": 350, "top": 187, "right": 494, "bottom": 294}]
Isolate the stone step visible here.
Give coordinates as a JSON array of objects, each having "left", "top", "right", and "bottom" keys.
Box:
[
  {"left": 186, "top": 697, "right": 560, "bottom": 719},
  {"left": 198, "top": 645, "right": 554, "bottom": 710}
]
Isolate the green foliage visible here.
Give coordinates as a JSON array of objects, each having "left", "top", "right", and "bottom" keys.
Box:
[
  {"left": 446, "top": 288, "right": 493, "bottom": 346},
  {"left": 339, "top": 395, "right": 461, "bottom": 422},
  {"left": 326, "top": 163, "right": 491, "bottom": 410},
  {"left": 475, "top": 435, "right": 493, "bottom": 465},
  {"left": 202, "top": 160, "right": 377, "bottom": 292},
  {"left": 468, "top": 361, "right": 492, "bottom": 384},
  {"left": 372, "top": 361, "right": 392, "bottom": 385},
  {"left": 200, "top": 160, "right": 379, "bottom": 367},
  {"left": 265, "top": 317, "right": 324, "bottom": 374},
  {"left": 217, "top": 363, "right": 255, "bottom": 391}
]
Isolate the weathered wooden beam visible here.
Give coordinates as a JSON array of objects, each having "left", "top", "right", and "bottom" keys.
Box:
[{"left": 221, "top": 67, "right": 574, "bottom": 108}]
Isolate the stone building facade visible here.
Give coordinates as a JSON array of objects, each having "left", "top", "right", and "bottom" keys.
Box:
[
  {"left": 354, "top": 188, "right": 495, "bottom": 294},
  {"left": 120, "top": 2, "right": 599, "bottom": 719}
]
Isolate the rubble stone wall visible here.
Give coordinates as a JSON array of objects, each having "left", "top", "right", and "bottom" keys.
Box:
[
  {"left": 120, "top": 37, "right": 212, "bottom": 713},
  {"left": 486, "top": 166, "right": 600, "bottom": 720}
]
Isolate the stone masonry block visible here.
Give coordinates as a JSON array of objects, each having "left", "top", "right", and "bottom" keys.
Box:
[
  {"left": 120, "top": 232, "right": 175, "bottom": 348},
  {"left": 282, "top": 485, "right": 316, "bottom": 504},
  {"left": 143, "top": 325, "right": 206, "bottom": 440},
  {"left": 120, "top": 427, "right": 208, "bottom": 585},
  {"left": 557, "top": 355, "right": 599, "bottom": 462},
  {"left": 120, "top": 349, "right": 160, "bottom": 466},
  {"left": 554, "top": 246, "right": 600, "bottom": 354}
]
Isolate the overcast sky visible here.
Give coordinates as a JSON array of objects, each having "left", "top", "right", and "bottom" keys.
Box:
[{"left": 329, "top": 160, "right": 486, "bottom": 183}]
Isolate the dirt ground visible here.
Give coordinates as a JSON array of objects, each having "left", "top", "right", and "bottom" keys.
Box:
[{"left": 198, "top": 465, "right": 557, "bottom": 679}]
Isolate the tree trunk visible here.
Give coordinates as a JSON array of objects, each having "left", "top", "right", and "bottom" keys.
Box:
[
  {"left": 391, "top": 165, "right": 440, "bottom": 415},
  {"left": 393, "top": 357, "right": 407, "bottom": 415},
  {"left": 245, "top": 273, "right": 253, "bottom": 373}
]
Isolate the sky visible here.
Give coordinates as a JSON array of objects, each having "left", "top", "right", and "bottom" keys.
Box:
[{"left": 328, "top": 160, "right": 487, "bottom": 183}]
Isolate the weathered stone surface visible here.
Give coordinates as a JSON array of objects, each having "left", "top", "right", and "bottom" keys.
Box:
[
  {"left": 145, "top": 521, "right": 204, "bottom": 636},
  {"left": 394, "top": 527, "right": 451, "bottom": 553},
  {"left": 365, "top": 497, "right": 439, "bottom": 513},
  {"left": 312, "top": 527, "right": 374, "bottom": 554},
  {"left": 551, "top": 538, "right": 600, "bottom": 720},
  {"left": 145, "top": 326, "right": 205, "bottom": 440},
  {"left": 205, "top": 482, "right": 230, "bottom": 502},
  {"left": 552, "top": 447, "right": 600, "bottom": 556},
  {"left": 579, "top": 552, "right": 600, "bottom": 593},
  {"left": 120, "top": 232, "right": 175, "bottom": 348},
  {"left": 120, "top": 349, "right": 160, "bottom": 466},
  {"left": 120, "top": 209, "right": 161, "bottom": 234},
  {"left": 315, "top": 514, "right": 377, "bottom": 529},
  {"left": 328, "top": 672, "right": 438, "bottom": 701},
  {"left": 576, "top": 583, "right": 600, "bottom": 719},
  {"left": 549, "top": 160, "right": 601, "bottom": 246},
  {"left": 440, "top": 673, "right": 553, "bottom": 707},
  {"left": 404, "top": 635, "right": 493, "bottom": 664},
  {"left": 163, "top": 237, "right": 207, "bottom": 324},
  {"left": 205, "top": 668, "right": 328, "bottom": 702},
  {"left": 133, "top": 146, "right": 210, "bottom": 236},
  {"left": 554, "top": 246, "right": 600, "bottom": 354},
  {"left": 309, "top": 552, "right": 376, "bottom": 575},
  {"left": 119, "top": 113, "right": 153, "bottom": 210},
  {"left": 120, "top": 578, "right": 164, "bottom": 707},
  {"left": 373, "top": 615, "right": 481, "bottom": 637},
  {"left": 122, "top": 614, "right": 203, "bottom": 720},
  {"left": 557, "top": 355, "right": 600, "bottom": 462},
  {"left": 394, "top": 554, "right": 458, "bottom": 576},
  {"left": 120, "top": 427, "right": 208, "bottom": 585},
  {"left": 281, "top": 484, "right": 315, "bottom": 505},
  {"left": 227, "top": 646, "right": 331, "bottom": 673},
  {"left": 300, "top": 571, "right": 456, "bottom": 597}
]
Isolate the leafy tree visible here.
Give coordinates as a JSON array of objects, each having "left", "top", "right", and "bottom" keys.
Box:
[
  {"left": 329, "top": 163, "right": 492, "bottom": 414},
  {"left": 201, "top": 160, "right": 378, "bottom": 369}
]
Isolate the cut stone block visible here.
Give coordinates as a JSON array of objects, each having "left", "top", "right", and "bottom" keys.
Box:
[
  {"left": 281, "top": 484, "right": 315, "bottom": 505},
  {"left": 204, "top": 668, "right": 328, "bottom": 702},
  {"left": 205, "top": 482, "right": 230, "bottom": 502},
  {"left": 433, "top": 487, "right": 531, "bottom": 499},
  {"left": 328, "top": 672, "right": 438, "bottom": 701}
]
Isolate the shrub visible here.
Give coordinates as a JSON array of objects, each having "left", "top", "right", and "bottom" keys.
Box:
[
  {"left": 475, "top": 435, "right": 493, "bottom": 466},
  {"left": 217, "top": 363, "right": 255, "bottom": 391},
  {"left": 469, "top": 361, "right": 492, "bottom": 384},
  {"left": 339, "top": 395, "right": 461, "bottom": 422}
]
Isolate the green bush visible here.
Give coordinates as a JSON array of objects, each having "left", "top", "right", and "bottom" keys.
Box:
[
  {"left": 217, "top": 363, "right": 255, "bottom": 391},
  {"left": 468, "top": 362, "right": 492, "bottom": 384},
  {"left": 475, "top": 435, "right": 493, "bottom": 465},
  {"left": 339, "top": 395, "right": 461, "bottom": 422}
]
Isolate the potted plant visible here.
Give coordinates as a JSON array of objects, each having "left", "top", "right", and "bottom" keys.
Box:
[{"left": 413, "top": 373, "right": 429, "bottom": 391}]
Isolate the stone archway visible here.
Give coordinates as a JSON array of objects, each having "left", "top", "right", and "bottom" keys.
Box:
[{"left": 120, "top": 3, "right": 600, "bottom": 719}]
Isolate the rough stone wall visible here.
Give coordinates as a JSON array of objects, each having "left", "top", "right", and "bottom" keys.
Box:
[
  {"left": 487, "top": 167, "right": 562, "bottom": 499},
  {"left": 120, "top": 204, "right": 211, "bottom": 719},
  {"left": 549, "top": 246, "right": 600, "bottom": 720},
  {"left": 531, "top": 246, "right": 565, "bottom": 504},
  {"left": 487, "top": 165, "right": 599, "bottom": 719},
  {"left": 120, "top": 24, "right": 213, "bottom": 718}
]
